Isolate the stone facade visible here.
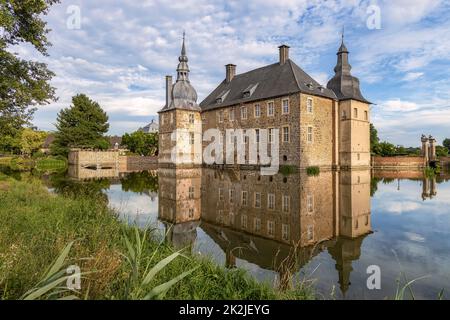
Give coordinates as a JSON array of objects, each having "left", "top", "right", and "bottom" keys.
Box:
[{"left": 159, "top": 36, "right": 371, "bottom": 170}]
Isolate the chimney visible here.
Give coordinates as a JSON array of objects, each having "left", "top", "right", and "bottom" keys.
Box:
[
  {"left": 165, "top": 75, "right": 172, "bottom": 107},
  {"left": 279, "top": 45, "right": 290, "bottom": 65},
  {"left": 225, "top": 64, "right": 236, "bottom": 83}
]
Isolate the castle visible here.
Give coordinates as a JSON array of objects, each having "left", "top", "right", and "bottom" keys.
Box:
[{"left": 158, "top": 34, "right": 371, "bottom": 170}]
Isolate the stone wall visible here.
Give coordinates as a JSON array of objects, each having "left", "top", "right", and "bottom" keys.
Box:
[
  {"left": 372, "top": 156, "right": 425, "bottom": 169},
  {"left": 119, "top": 156, "right": 157, "bottom": 172},
  {"left": 68, "top": 149, "right": 119, "bottom": 167}
]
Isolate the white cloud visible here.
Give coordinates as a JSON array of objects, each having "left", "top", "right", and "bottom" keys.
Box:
[
  {"left": 379, "top": 99, "right": 419, "bottom": 111},
  {"left": 402, "top": 72, "right": 424, "bottom": 82}
]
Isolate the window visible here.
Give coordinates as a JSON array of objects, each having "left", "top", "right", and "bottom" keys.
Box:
[
  {"left": 282, "top": 99, "right": 289, "bottom": 114},
  {"left": 254, "top": 104, "right": 261, "bottom": 118},
  {"left": 189, "top": 132, "right": 195, "bottom": 145},
  {"left": 357, "top": 153, "right": 361, "bottom": 161},
  {"left": 282, "top": 224, "right": 290, "bottom": 241},
  {"left": 189, "top": 186, "right": 194, "bottom": 199},
  {"left": 267, "top": 221, "right": 275, "bottom": 237},
  {"left": 241, "top": 191, "right": 248, "bottom": 206},
  {"left": 307, "top": 126, "right": 313, "bottom": 143},
  {"left": 254, "top": 218, "right": 261, "bottom": 232},
  {"left": 268, "top": 193, "right": 275, "bottom": 210},
  {"left": 229, "top": 189, "right": 234, "bottom": 204},
  {"left": 243, "top": 130, "right": 248, "bottom": 144},
  {"left": 268, "top": 128, "right": 274, "bottom": 144},
  {"left": 267, "top": 101, "right": 274, "bottom": 116},
  {"left": 229, "top": 108, "right": 235, "bottom": 121},
  {"left": 364, "top": 110, "right": 368, "bottom": 121},
  {"left": 307, "top": 225, "right": 314, "bottom": 241},
  {"left": 189, "top": 113, "right": 195, "bottom": 124},
  {"left": 241, "top": 215, "right": 247, "bottom": 229},
  {"left": 218, "top": 110, "right": 224, "bottom": 123},
  {"left": 354, "top": 108, "right": 358, "bottom": 118},
  {"left": 219, "top": 188, "right": 224, "bottom": 201},
  {"left": 342, "top": 110, "right": 347, "bottom": 119},
  {"left": 282, "top": 195, "right": 290, "bottom": 213},
  {"left": 307, "top": 98, "right": 313, "bottom": 113},
  {"left": 307, "top": 195, "right": 314, "bottom": 214},
  {"left": 254, "top": 192, "right": 261, "bottom": 208},
  {"left": 255, "top": 129, "right": 260, "bottom": 143},
  {"left": 188, "top": 208, "right": 194, "bottom": 219},
  {"left": 241, "top": 106, "right": 248, "bottom": 120},
  {"left": 283, "top": 126, "right": 289, "bottom": 143}
]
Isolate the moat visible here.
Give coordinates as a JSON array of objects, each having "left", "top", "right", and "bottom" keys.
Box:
[{"left": 40, "top": 167, "right": 450, "bottom": 299}]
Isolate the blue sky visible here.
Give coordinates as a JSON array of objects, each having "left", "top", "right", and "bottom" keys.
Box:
[{"left": 15, "top": 0, "right": 450, "bottom": 146}]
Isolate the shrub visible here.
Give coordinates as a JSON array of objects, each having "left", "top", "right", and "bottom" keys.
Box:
[{"left": 306, "top": 166, "right": 320, "bottom": 176}]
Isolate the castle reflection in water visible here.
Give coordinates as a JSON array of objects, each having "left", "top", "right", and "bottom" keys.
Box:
[{"left": 158, "top": 168, "right": 372, "bottom": 294}]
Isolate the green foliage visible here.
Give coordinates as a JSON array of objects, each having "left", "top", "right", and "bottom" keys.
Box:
[
  {"left": 51, "top": 94, "right": 110, "bottom": 157},
  {"left": 19, "top": 128, "right": 48, "bottom": 156},
  {"left": 373, "top": 141, "right": 396, "bottom": 156},
  {"left": 279, "top": 165, "right": 296, "bottom": 176},
  {"left": 0, "top": 179, "right": 313, "bottom": 300},
  {"left": 443, "top": 139, "right": 450, "bottom": 151},
  {"left": 306, "top": 166, "right": 320, "bottom": 176},
  {"left": 122, "top": 130, "right": 158, "bottom": 156},
  {"left": 370, "top": 123, "right": 380, "bottom": 153},
  {"left": 436, "top": 145, "right": 449, "bottom": 157},
  {"left": 121, "top": 171, "right": 158, "bottom": 193},
  {"left": 0, "top": 1, "right": 58, "bottom": 144}
]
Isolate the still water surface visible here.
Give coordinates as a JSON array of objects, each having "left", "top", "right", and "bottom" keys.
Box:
[{"left": 46, "top": 167, "right": 450, "bottom": 299}]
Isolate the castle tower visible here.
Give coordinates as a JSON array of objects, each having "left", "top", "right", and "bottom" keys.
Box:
[
  {"left": 327, "top": 35, "right": 371, "bottom": 168},
  {"left": 158, "top": 33, "right": 202, "bottom": 166}
]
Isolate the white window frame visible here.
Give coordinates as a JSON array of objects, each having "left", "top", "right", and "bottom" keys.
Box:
[
  {"left": 189, "top": 113, "right": 195, "bottom": 124},
  {"left": 241, "top": 215, "right": 247, "bottom": 229},
  {"left": 282, "top": 126, "right": 290, "bottom": 143},
  {"left": 268, "top": 193, "right": 275, "bottom": 210},
  {"left": 282, "top": 195, "right": 290, "bottom": 213},
  {"left": 218, "top": 110, "right": 224, "bottom": 123},
  {"left": 229, "top": 108, "right": 235, "bottom": 121},
  {"left": 268, "top": 128, "right": 274, "bottom": 144},
  {"left": 254, "top": 218, "right": 261, "bottom": 232},
  {"left": 241, "top": 191, "right": 248, "bottom": 206},
  {"left": 267, "top": 221, "right": 275, "bottom": 237},
  {"left": 189, "top": 186, "right": 194, "bottom": 199},
  {"left": 282, "top": 98, "right": 289, "bottom": 114},
  {"left": 254, "top": 192, "right": 261, "bottom": 208},
  {"left": 307, "top": 97, "right": 313, "bottom": 114},
  {"left": 241, "top": 106, "right": 248, "bottom": 120},
  {"left": 254, "top": 104, "right": 261, "bottom": 118},
  {"left": 189, "top": 132, "right": 195, "bottom": 145},
  {"left": 307, "top": 126, "right": 313, "bottom": 143},
  {"left": 267, "top": 101, "right": 274, "bottom": 117}
]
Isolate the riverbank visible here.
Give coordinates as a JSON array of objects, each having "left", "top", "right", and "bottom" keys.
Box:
[{"left": 0, "top": 175, "right": 313, "bottom": 300}]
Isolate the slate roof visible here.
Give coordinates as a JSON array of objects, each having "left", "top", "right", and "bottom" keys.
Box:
[{"left": 200, "top": 59, "right": 337, "bottom": 111}]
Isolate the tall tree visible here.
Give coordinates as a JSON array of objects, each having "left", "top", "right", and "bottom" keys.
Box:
[
  {"left": 370, "top": 123, "right": 380, "bottom": 154},
  {"left": 0, "top": 0, "right": 58, "bottom": 139},
  {"left": 19, "top": 128, "right": 47, "bottom": 156},
  {"left": 52, "top": 94, "right": 110, "bottom": 156}
]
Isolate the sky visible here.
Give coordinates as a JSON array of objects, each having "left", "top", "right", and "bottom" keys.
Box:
[{"left": 14, "top": 0, "right": 450, "bottom": 147}]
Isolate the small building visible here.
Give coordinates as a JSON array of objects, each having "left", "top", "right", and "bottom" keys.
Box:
[{"left": 140, "top": 119, "right": 159, "bottom": 133}]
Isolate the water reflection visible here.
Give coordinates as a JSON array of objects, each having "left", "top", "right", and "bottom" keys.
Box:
[{"left": 157, "top": 168, "right": 372, "bottom": 294}]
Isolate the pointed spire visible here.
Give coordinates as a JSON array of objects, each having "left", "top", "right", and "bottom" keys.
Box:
[
  {"left": 177, "top": 31, "right": 190, "bottom": 81},
  {"left": 326, "top": 31, "right": 370, "bottom": 104}
]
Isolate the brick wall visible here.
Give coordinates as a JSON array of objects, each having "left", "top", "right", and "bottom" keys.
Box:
[
  {"left": 372, "top": 156, "right": 425, "bottom": 169},
  {"left": 119, "top": 156, "right": 157, "bottom": 172}
]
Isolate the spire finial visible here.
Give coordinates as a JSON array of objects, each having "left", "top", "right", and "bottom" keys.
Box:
[{"left": 341, "top": 26, "right": 345, "bottom": 43}]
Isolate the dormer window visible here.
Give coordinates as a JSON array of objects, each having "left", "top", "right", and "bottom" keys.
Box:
[
  {"left": 306, "top": 83, "right": 314, "bottom": 90},
  {"left": 242, "top": 83, "right": 258, "bottom": 98},
  {"left": 215, "top": 90, "right": 230, "bottom": 104}
]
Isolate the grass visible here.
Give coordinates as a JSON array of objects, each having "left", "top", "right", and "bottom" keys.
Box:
[
  {"left": 0, "top": 178, "right": 314, "bottom": 300},
  {"left": 306, "top": 166, "right": 320, "bottom": 176},
  {"left": 0, "top": 156, "right": 66, "bottom": 173}
]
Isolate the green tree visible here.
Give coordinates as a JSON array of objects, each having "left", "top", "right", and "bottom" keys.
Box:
[
  {"left": 52, "top": 94, "right": 109, "bottom": 156},
  {"left": 443, "top": 138, "right": 450, "bottom": 150},
  {"left": 19, "top": 128, "right": 47, "bottom": 156},
  {"left": 122, "top": 130, "right": 158, "bottom": 156},
  {"left": 377, "top": 141, "right": 396, "bottom": 157},
  {"left": 0, "top": 1, "right": 58, "bottom": 142},
  {"left": 436, "top": 145, "right": 449, "bottom": 157},
  {"left": 370, "top": 123, "right": 380, "bottom": 154}
]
